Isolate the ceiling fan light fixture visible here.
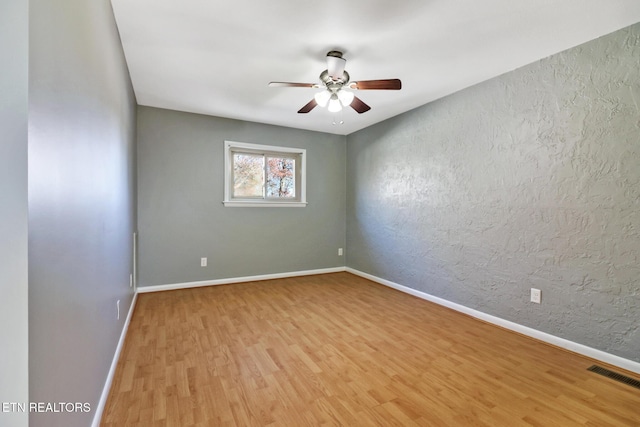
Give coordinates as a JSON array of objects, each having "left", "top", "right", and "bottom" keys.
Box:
[
  {"left": 314, "top": 90, "right": 331, "bottom": 107},
  {"left": 328, "top": 94, "right": 342, "bottom": 112},
  {"left": 337, "top": 89, "right": 354, "bottom": 106}
]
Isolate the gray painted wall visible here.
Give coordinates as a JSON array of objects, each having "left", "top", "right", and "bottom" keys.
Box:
[
  {"left": 0, "top": 0, "right": 29, "bottom": 425},
  {"left": 137, "top": 106, "right": 346, "bottom": 287},
  {"left": 28, "top": 0, "right": 136, "bottom": 426},
  {"left": 346, "top": 23, "right": 640, "bottom": 362}
]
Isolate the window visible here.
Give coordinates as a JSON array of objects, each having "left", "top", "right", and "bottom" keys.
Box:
[{"left": 223, "top": 141, "right": 307, "bottom": 207}]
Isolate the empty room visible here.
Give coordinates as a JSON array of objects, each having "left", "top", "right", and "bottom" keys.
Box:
[{"left": 2, "top": 0, "right": 640, "bottom": 426}]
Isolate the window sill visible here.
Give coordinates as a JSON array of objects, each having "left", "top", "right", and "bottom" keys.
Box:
[{"left": 223, "top": 200, "right": 308, "bottom": 208}]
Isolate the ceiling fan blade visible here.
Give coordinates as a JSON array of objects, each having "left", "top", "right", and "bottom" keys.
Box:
[
  {"left": 350, "top": 79, "right": 402, "bottom": 90},
  {"left": 350, "top": 96, "right": 371, "bottom": 114},
  {"left": 268, "top": 82, "right": 318, "bottom": 88},
  {"left": 298, "top": 99, "right": 318, "bottom": 114}
]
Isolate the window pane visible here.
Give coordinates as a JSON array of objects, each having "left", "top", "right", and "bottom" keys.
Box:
[
  {"left": 233, "top": 153, "right": 264, "bottom": 197},
  {"left": 266, "top": 156, "right": 295, "bottom": 198}
]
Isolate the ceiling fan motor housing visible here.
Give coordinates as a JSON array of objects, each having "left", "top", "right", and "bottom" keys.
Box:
[{"left": 320, "top": 70, "right": 350, "bottom": 91}]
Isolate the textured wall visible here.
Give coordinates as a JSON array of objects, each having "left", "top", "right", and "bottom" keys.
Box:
[
  {"left": 0, "top": 0, "right": 29, "bottom": 425},
  {"left": 137, "top": 107, "right": 346, "bottom": 287},
  {"left": 28, "top": 0, "right": 137, "bottom": 426},
  {"left": 346, "top": 23, "right": 640, "bottom": 362}
]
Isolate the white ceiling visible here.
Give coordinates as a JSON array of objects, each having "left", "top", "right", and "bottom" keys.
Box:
[{"left": 110, "top": 0, "right": 640, "bottom": 136}]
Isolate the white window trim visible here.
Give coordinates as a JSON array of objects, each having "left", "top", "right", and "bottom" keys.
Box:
[{"left": 223, "top": 140, "right": 307, "bottom": 207}]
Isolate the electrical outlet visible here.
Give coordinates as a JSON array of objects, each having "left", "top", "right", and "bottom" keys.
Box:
[
  {"left": 129, "top": 274, "right": 133, "bottom": 288},
  {"left": 530, "top": 288, "right": 541, "bottom": 304},
  {"left": 201, "top": 257, "right": 207, "bottom": 267},
  {"left": 338, "top": 248, "right": 343, "bottom": 256},
  {"left": 117, "top": 300, "right": 120, "bottom": 319}
]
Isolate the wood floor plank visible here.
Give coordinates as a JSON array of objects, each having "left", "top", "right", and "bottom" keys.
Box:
[{"left": 101, "top": 272, "right": 640, "bottom": 426}]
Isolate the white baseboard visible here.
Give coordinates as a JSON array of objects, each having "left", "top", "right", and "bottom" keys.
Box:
[
  {"left": 91, "top": 292, "right": 138, "bottom": 427},
  {"left": 136, "top": 266, "right": 347, "bottom": 293},
  {"left": 346, "top": 267, "right": 640, "bottom": 376}
]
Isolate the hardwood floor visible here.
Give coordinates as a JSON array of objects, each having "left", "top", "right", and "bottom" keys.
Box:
[{"left": 101, "top": 273, "right": 640, "bottom": 426}]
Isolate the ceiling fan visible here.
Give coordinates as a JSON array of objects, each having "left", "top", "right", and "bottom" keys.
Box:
[{"left": 269, "top": 51, "right": 401, "bottom": 114}]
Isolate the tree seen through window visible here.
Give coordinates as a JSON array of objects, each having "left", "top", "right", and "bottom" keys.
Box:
[
  {"left": 233, "top": 154, "right": 295, "bottom": 199},
  {"left": 266, "top": 157, "right": 295, "bottom": 198}
]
